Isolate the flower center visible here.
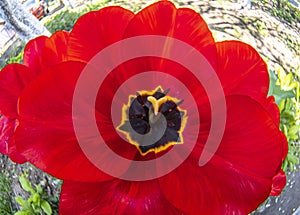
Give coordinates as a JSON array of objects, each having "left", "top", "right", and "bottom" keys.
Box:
[{"left": 117, "top": 86, "right": 187, "bottom": 156}]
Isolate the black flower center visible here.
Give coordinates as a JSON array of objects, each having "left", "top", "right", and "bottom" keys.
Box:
[{"left": 117, "top": 87, "right": 187, "bottom": 155}]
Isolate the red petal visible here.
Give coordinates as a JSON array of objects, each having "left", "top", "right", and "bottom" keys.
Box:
[
  {"left": 216, "top": 41, "right": 269, "bottom": 102},
  {"left": 16, "top": 62, "right": 108, "bottom": 181},
  {"left": 270, "top": 169, "right": 286, "bottom": 196},
  {"left": 161, "top": 159, "right": 271, "bottom": 215},
  {"left": 0, "top": 32, "right": 69, "bottom": 118},
  {"left": 60, "top": 180, "right": 183, "bottom": 215},
  {"left": 214, "top": 96, "right": 285, "bottom": 178},
  {"left": 23, "top": 31, "right": 69, "bottom": 73},
  {"left": 0, "top": 116, "right": 26, "bottom": 163},
  {"left": 23, "top": 36, "right": 48, "bottom": 72},
  {"left": 16, "top": 62, "right": 135, "bottom": 181},
  {"left": 0, "top": 116, "right": 12, "bottom": 155},
  {"left": 41, "top": 30, "right": 69, "bottom": 67},
  {"left": 159, "top": 95, "right": 286, "bottom": 214},
  {"left": 263, "top": 96, "right": 280, "bottom": 126},
  {"left": 67, "top": 7, "right": 134, "bottom": 62},
  {"left": 123, "top": 1, "right": 217, "bottom": 69},
  {"left": 280, "top": 132, "right": 288, "bottom": 161},
  {"left": 0, "top": 64, "right": 35, "bottom": 117}
]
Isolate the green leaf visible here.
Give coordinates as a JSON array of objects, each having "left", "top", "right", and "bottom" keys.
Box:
[
  {"left": 35, "top": 185, "right": 43, "bottom": 194},
  {"left": 288, "top": 124, "right": 300, "bottom": 136},
  {"left": 278, "top": 99, "right": 286, "bottom": 111},
  {"left": 32, "top": 203, "right": 41, "bottom": 213},
  {"left": 15, "top": 197, "right": 28, "bottom": 208},
  {"left": 14, "top": 211, "right": 31, "bottom": 215},
  {"left": 282, "top": 159, "right": 288, "bottom": 170},
  {"left": 285, "top": 98, "right": 293, "bottom": 110},
  {"left": 272, "top": 85, "right": 295, "bottom": 104},
  {"left": 19, "top": 175, "right": 35, "bottom": 194},
  {"left": 14, "top": 197, "right": 34, "bottom": 213},
  {"left": 286, "top": 82, "right": 298, "bottom": 91},
  {"left": 28, "top": 196, "right": 33, "bottom": 203},
  {"left": 41, "top": 200, "right": 52, "bottom": 215},
  {"left": 283, "top": 73, "right": 292, "bottom": 86},
  {"left": 278, "top": 67, "right": 286, "bottom": 83},
  {"left": 32, "top": 193, "right": 40, "bottom": 204},
  {"left": 287, "top": 154, "right": 300, "bottom": 164},
  {"left": 268, "top": 70, "right": 277, "bottom": 96}
]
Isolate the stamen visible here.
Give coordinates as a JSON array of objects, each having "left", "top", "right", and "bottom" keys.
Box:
[
  {"left": 147, "top": 96, "right": 168, "bottom": 116},
  {"left": 176, "top": 100, "right": 184, "bottom": 106},
  {"left": 163, "top": 88, "right": 170, "bottom": 95},
  {"left": 156, "top": 88, "right": 162, "bottom": 93}
]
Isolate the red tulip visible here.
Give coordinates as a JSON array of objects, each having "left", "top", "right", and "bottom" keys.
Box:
[{"left": 0, "top": 1, "right": 287, "bottom": 214}]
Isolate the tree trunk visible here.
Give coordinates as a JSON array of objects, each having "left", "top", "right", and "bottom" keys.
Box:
[{"left": 0, "top": 0, "right": 50, "bottom": 43}]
